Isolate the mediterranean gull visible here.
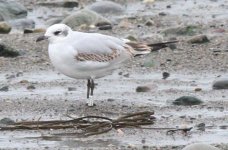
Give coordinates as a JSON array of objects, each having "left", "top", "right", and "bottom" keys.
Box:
[{"left": 36, "top": 23, "right": 176, "bottom": 106}]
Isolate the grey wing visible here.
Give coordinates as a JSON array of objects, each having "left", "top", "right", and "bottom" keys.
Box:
[{"left": 71, "top": 32, "right": 134, "bottom": 63}]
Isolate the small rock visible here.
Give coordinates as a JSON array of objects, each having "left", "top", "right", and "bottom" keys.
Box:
[
  {"left": 163, "top": 25, "right": 199, "bottom": 36},
  {"left": 187, "top": 35, "right": 209, "bottom": 44},
  {"left": 0, "top": 1, "right": 27, "bottom": 21},
  {"left": 8, "top": 18, "right": 35, "bottom": 30},
  {"left": 0, "top": 86, "right": 8, "bottom": 92},
  {"left": 19, "top": 80, "right": 29, "bottom": 84},
  {"left": 182, "top": 143, "right": 220, "bottom": 150},
  {"left": 123, "top": 73, "right": 130, "bottom": 78},
  {"left": 196, "top": 123, "right": 206, "bottom": 131},
  {"left": 68, "top": 87, "right": 76, "bottom": 91},
  {"left": 162, "top": 72, "right": 170, "bottom": 79},
  {"left": 167, "top": 5, "right": 171, "bottom": 8},
  {"left": 96, "top": 22, "right": 112, "bottom": 30},
  {"left": 173, "top": 96, "right": 203, "bottom": 106},
  {"left": 107, "top": 98, "right": 115, "bottom": 102},
  {"left": 145, "top": 19, "right": 154, "bottom": 26},
  {"left": 87, "top": 1, "right": 124, "bottom": 14},
  {"left": 62, "top": 9, "right": 111, "bottom": 30},
  {"left": 126, "top": 35, "right": 138, "bottom": 41},
  {"left": 136, "top": 86, "right": 151, "bottom": 92},
  {"left": 46, "top": 18, "right": 63, "bottom": 26},
  {"left": 0, "top": 118, "right": 15, "bottom": 125},
  {"left": 27, "top": 85, "right": 35, "bottom": 90},
  {"left": 158, "top": 12, "right": 167, "bottom": 16},
  {"left": 0, "top": 43, "right": 19, "bottom": 57},
  {"left": 213, "top": 79, "right": 228, "bottom": 89},
  {"left": 143, "top": 0, "right": 155, "bottom": 3},
  {"left": 38, "top": 1, "right": 78, "bottom": 8},
  {"left": 16, "top": 72, "right": 23, "bottom": 77},
  {"left": 0, "top": 22, "right": 11, "bottom": 33},
  {"left": 24, "top": 28, "right": 33, "bottom": 34},
  {"left": 194, "top": 88, "right": 202, "bottom": 91}
]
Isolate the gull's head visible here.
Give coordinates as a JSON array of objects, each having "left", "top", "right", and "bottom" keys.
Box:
[{"left": 36, "top": 24, "right": 72, "bottom": 43}]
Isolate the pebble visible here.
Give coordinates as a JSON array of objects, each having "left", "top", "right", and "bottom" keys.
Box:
[
  {"left": 38, "top": 1, "right": 78, "bottom": 8},
  {"left": 187, "top": 35, "right": 209, "bottom": 44},
  {"left": 87, "top": 1, "right": 124, "bottom": 14},
  {"left": 27, "top": 85, "right": 36, "bottom": 90},
  {"left": 0, "top": 22, "right": 11, "bottom": 33},
  {"left": 0, "top": 1, "right": 27, "bottom": 21},
  {"left": 62, "top": 9, "right": 111, "bottom": 30},
  {"left": 0, "top": 118, "right": 15, "bottom": 125},
  {"left": 173, "top": 96, "right": 203, "bottom": 106},
  {"left": 163, "top": 25, "right": 199, "bottom": 35},
  {"left": 145, "top": 19, "right": 154, "bottom": 26},
  {"left": 162, "top": 72, "right": 170, "bottom": 79},
  {"left": 182, "top": 143, "right": 220, "bottom": 150},
  {"left": 213, "top": 79, "right": 228, "bottom": 89},
  {"left": 136, "top": 86, "right": 151, "bottom": 92},
  {"left": 68, "top": 87, "right": 76, "bottom": 91},
  {"left": 0, "top": 43, "right": 19, "bottom": 57},
  {"left": 0, "top": 86, "right": 9, "bottom": 92}
]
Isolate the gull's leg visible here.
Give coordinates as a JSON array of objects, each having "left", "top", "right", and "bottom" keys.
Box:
[
  {"left": 90, "top": 79, "right": 95, "bottom": 96},
  {"left": 87, "top": 79, "right": 95, "bottom": 107},
  {"left": 87, "top": 79, "right": 91, "bottom": 99}
]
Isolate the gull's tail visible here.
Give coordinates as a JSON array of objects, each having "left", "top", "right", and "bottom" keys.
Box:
[{"left": 126, "top": 40, "right": 178, "bottom": 56}]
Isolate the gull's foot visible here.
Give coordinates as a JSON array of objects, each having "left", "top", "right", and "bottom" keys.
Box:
[{"left": 86, "top": 97, "right": 96, "bottom": 107}]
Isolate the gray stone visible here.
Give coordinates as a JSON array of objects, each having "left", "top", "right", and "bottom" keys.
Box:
[
  {"left": 27, "top": 85, "right": 36, "bottom": 90},
  {"left": 188, "top": 35, "right": 209, "bottom": 44},
  {"left": 62, "top": 9, "right": 111, "bottom": 30},
  {"left": 0, "top": 22, "right": 11, "bottom": 33},
  {"left": 173, "top": 96, "right": 203, "bottom": 106},
  {"left": 213, "top": 79, "right": 228, "bottom": 89},
  {"left": 0, "top": 43, "right": 19, "bottom": 57},
  {"left": 182, "top": 143, "right": 220, "bottom": 150},
  {"left": 0, "top": 0, "right": 27, "bottom": 21},
  {"left": 0, "top": 117, "right": 15, "bottom": 125},
  {"left": 68, "top": 87, "right": 76, "bottom": 91},
  {"left": 46, "top": 18, "right": 63, "bottom": 26},
  {"left": 38, "top": 1, "right": 78, "bottom": 8},
  {"left": 163, "top": 25, "right": 199, "bottom": 36},
  {"left": 136, "top": 86, "right": 150, "bottom": 92},
  {"left": 0, "top": 86, "right": 8, "bottom": 92},
  {"left": 87, "top": 1, "right": 124, "bottom": 14},
  {"left": 8, "top": 18, "right": 35, "bottom": 30}
]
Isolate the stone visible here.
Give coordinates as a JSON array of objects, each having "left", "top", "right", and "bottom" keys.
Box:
[
  {"left": 0, "top": 22, "right": 11, "bottom": 33},
  {"left": 213, "top": 79, "right": 228, "bottom": 89},
  {"left": 38, "top": 1, "right": 78, "bottom": 8},
  {"left": 8, "top": 18, "right": 35, "bottom": 30},
  {"left": 87, "top": 1, "right": 124, "bottom": 14},
  {"left": 0, "top": 43, "right": 19, "bottom": 57},
  {"left": 27, "top": 85, "right": 36, "bottom": 90},
  {"left": 187, "top": 35, "right": 209, "bottom": 44},
  {"left": 173, "top": 96, "right": 203, "bottom": 106},
  {"left": 0, "top": 1, "right": 27, "bottom": 21},
  {"left": 136, "top": 86, "right": 151, "bottom": 92},
  {"left": 62, "top": 9, "right": 111, "bottom": 30},
  {"left": 182, "top": 143, "right": 220, "bottom": 150},
  {"left": 145, "top": 19, "right": 154, "bottom": 26},
  {"left": 0, "top": 118, "right": 15, "bottom": 125},
  {"left": 45, "top": 18, "right": 63, "bottom": 26},
  {"left": 0, "top": 86, "right": 8, "bottom": 92},
  {"left": 96, "top": 22, "right": 112, "bottom": 30},
  {"left": 162, "top": 72, "right": 170, "bottom": 79},
  {"left": 68, "top": 87, "right": 76, "bottom": 91},
  {"left": 163, "top": 25, "right": 199, "bottom": 36}
]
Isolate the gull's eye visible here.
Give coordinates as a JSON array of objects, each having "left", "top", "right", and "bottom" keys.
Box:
[{"left": 54, "top": 30, "right": 61, "bottom": 35}]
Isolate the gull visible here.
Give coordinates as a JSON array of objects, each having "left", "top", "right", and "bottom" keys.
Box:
[{"left": 36, "top": 24, "right": 176, "bottom": 106}]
